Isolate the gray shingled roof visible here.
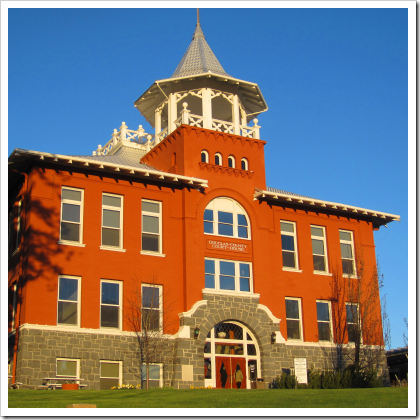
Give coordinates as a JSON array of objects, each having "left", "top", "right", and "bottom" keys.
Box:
[
  {"left": 72, "top": 146, "right": 157, "bottom": 171},
  {"left": 267, "top": 186, "right": 314, "bottom": 200},
  {"left": 171, "top": 24, "right": 230, "bottom": 78}
]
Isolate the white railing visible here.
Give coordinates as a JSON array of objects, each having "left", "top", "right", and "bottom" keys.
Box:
[
  {"left": 157, "top": 127, "right": 168, "bottom": 142},
  {"left": 212, "top": 118, "right": 234, "bottom": 134}
]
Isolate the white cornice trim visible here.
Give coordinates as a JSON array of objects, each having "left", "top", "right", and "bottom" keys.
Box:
[
  {"left": 257, "top": 304, "right": 281, "bottom": 324},
  {"left": 9, "top": 149, "right": 209, "bottom": 188},
  {"left": 254, "top": 189, "right": 400, "bottom": 222},
  {"left": 202, "top": 290, "right": 260, "bottom": 299},
  {"left": 179, "top": 300, "right": 208, "bottom": 318}
]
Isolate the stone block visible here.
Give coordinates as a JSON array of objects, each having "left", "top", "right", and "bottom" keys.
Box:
[
  {"left": 29, "top": 330, "right": 42, "bottom": 336},
  {"left": 27, "top": 360, "right": 41, "bottom": 369},
  {"left": 20, "top": 367, "right": 33, "bottom": 376}
]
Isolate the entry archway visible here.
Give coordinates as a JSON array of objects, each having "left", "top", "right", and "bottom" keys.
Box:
[{"left": 203, "top": 321, "right": 260, "bottom": 389}]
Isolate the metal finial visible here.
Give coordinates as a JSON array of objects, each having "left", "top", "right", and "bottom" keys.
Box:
[{"left": 197, "top": 8, "right": 200, "bottom": 25}]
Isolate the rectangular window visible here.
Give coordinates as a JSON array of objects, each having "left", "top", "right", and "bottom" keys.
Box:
[
  {"left": 100, "top": 361, "right": 122, "bottom": 390},
  {"left": 100, "top": 281, "right": 122, "bottom": 329},
  {"left": 316, "top": 300, "right": 332, "bottom": 341},
  {"left": 9, "top": 200, "right": 22, "bottom": 253},
  {"left": 10, "top": 283, "right": 17, "bottom": 331},
  {"left": 60, "top": 187, "right": 83, "bottom": 243},
  {"left": 285, "top": 298, "right": 302, "bottom": 341},
  {"left": 141, "top": 200, "right": 162, "bottom": 253},
  {"left": 56, "top": 358, "right": 79, "bottom": 378},
  {"left": 204, "top": 258, "right": 252, "bottom": 293},
  {"left": 57, "top": 276, "right": 80, "bottom": 326},
  {"left": 141, "top": 364, "right": 162, "bottom": 389},
  {"left": 346, "top": 303, "right": 359, "bottom": 343},
  {"left": 340, "top": 230, "right": 355, "bottom": 276},
  {"left": 311, "top": 226, "right": 328, "bottom": 273},
  {"left": 281, "top": 221, "right": 298, "bottom": 269},
  {"left": 102, "top": 193, "right": 123, "bottom": 248},
  {"left": 141, "top": 284, "right": 162, "bottom": 332}
]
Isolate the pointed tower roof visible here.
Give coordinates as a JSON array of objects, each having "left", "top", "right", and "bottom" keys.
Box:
[{"left": 171, "top": 23, "right": 230, "bottom": 78}]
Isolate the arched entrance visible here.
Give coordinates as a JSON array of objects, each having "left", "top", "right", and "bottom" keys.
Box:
[{"left": 203, "top": 321, "right": 260, "bottom": 389}]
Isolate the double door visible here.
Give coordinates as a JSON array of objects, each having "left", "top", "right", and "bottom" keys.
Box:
[{"left": 215, "top": 357, "right": 246, "bottom": 389}]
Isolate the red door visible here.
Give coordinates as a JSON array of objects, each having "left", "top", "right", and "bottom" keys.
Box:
[{"left": 215, "top": 357, "right": 246, "bottom": 389}]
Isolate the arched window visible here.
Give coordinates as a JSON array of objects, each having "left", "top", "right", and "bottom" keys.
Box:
[
  {"left": 228, "top": 156, "right": 235, "bottom": 168},
  {"left": 241, "top": 158, "right": 248, "bottom": 171},
  {"left": 215, "top": 153, "right": 222, "bottom": 166},
  {"left": 172, "top": 152, "right": 177, "bottom": 166},
  {"left": 201, "top": 150, "right": 209, "bottom": 163},
  {"left": 204, "top": 197, "right": 250, "bottom": 239}
]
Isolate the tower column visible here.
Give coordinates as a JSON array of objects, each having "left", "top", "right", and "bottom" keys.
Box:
[
  {"left": 155, "top": 108, "right": 162, "bottom": 141},
  {"left": 202, "top": 88, "right": 212, "bottom": 130},
  {"left": 169, "top": 93, "right": 177, "bottom": 133},
  {"left": 233, "top": 94, "right": 240, "bottom": 135}
]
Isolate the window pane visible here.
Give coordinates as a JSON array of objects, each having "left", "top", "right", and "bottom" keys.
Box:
[
  {"left": 205, "top": 259, "right": 215, "bottom": 274},
  {"left": 218, "top": 223, "right": 233, "bottom": 236},
  {"left": 215, "top": 155, "right": 220, "bottom": 165},
  {"left": 313, "top": 255, "right": 326, "bottom": 272},
  {"left": 143, "top": 201, "right": 160, "bottom": 214},
  {"left": 346, "top": 305, "right": 358, "bottom": 322},
  {"left": 220, "top": 275, "right": 235, "bottom": 290},
  {"left": 286, "top": 300, "right": 299, "bottom": 319},
  {"left": 318, "top": 322, "right": 330, "bottom": 341},
  {"left": 102, "top": 282, "right": 119, "bottom": 305},
  {"left": 201, "top": 152, "right": 207, "bottom": 163},
  {"left": 348, "top": 324, "right": 356, "bottom": 342},
  {"left": 316, "top": 302, "right": 329, "bottom": 321},
  {"left": 142, "top": 233, "right": 159, "bottom": 252},
  {"left": 142, "top": 287, "right": 160, "bottom": 309},
  {"left": 339, "top": 231, "right": 352, "bottom": 241},
  {"left": 218, "top": 211, "right": 233, "bottom": 224},
  {"left": 62, "top": 189, "right": 81, "bottom": 201},
  {"left": 238, "top": 226, "right": 248, "bottom": 238},
  {"left": 142, "top": 309, "right": 160, "bottom": 331},
  {"left": 247, "top": 344, "right": 256, "bottom": 355},
  {"left": 141, "top": 365, "right": 160, "bottom": 380},
  {"left": 286, "top": 319, "right": 300, "bottom": 340},
  {"left": 204, "top": 221, "right": 214, "bottom": 234},
  {"left": 241, "top": 160, "right": 246, "bottom": 170},
  {"left": 143, "top": 215, "right": 159, "bottom": 234},
  {"left": 204, "top": 209, "right": 214, "bottom": 221},
  {"left": 101, "top": 362, "right": 119, "bottom": 378},
  {"left": 311, "top": 227, "right": 323, "bottom": 237},
  {"left": 281, "top": 235, "right": 295, "bottom": 251},
  {"left": 103, "top": 209, "right": 120, "bottom": 228},
  {"left": 282, "top": 251, "right": 296, "bottom": 268},
  {"left": 103, "top": 195, "right": 121, "bottom": 207},
  {"left": 102, "top": 228, "right": 120, "bottom": 247},
  {"left": 205, "top": 274, "right": 215, "bottom": 289},
  {"left": 57, "top": 360, "right": 77, "bottom": 376},
  {"left": 101, "top": 305, "right": 119, "bottom": 328},
  {"left": 100, "top": 378, "right": 119, "bottom": 390},
  {"left": 61, "top": 222, "right": 80, "bottom": 242},
  {"left": 220, "top": 261, "right": 235, "bottom": 276},
  {"left": 240, "top": 277, "right": 250, "bottom": 292},
  {"left": 58, "top": 301, "right": 77, "bottom": 325},
  {"left": 342, "top": 259, "right": 354, "bottom": 275},
  {"left": 204, "top": 343, "right": 211, "bottom": 354},
  {"left": 62, "top": 203, "right": 80, "bottom": 223},
  {"left": 312, "top": 239, "right": 324, "bottom": 255},
  {"left": 204, "top": 358, "right": 212, "bottom": 378},
  {"left": 281, "top": 222, "right": 294, "bottom": 233},
  {"left": 239, "top": 263, "right": 250, "bottom": 277},
  {"left": 59, "top": 278, "right": 78, "bottom": 301},
  {"left": 340, "top": 243, "right": 353, "bottom": 259},
  {"left": 237, "top": 214, "right": 247, "bottom": 226}
]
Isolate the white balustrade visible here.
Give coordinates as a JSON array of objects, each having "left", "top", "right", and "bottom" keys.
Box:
[{"left": 212, "top": 118, "right": 234, "bottom": 134}]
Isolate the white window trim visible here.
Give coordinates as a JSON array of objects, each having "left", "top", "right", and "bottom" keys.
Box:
[
  {"left": 241, "top": 158, "right": 248, "bottom": 171},
  {"left": 345, "top": 302, "right": 361, "bottom": 344},
  {"left": 141, "top": 284, "right": 163, "bottom": 333},
  {"left": 285, "top": 297, "right": 303, "bottom": 342},
  {"left": 316, "top": 300, "right": 333, "bottom": 342},
  {"left": 311, "top": 225, "right": 329, "bottom": 274},
  {"left": 141, "top": 199, "right": 163, "bottom": 255},
  {"left": 15, "top": 201, "right": 21, "bottom": 250},
  {"left": 101, "top": 193, "right": 123, "bottom": 249},
  {"left": 100, "top": 280, "right": 123, "bottom": 331},
  {"left": 11, "top": 283, "right": 17, "bottom": 332},
  {"left": 57, "top": 275, "right": 81, "bottom": 328},
  {"left": 215, "top": 153, "right": 222, "bottom": 166},
  {"left": 204, "top": 258, "right": 253, "bottom": 294},
  {"left": 280, "top": 220, "right": 299, "bottom": 270},
  {"left": 204, "top": 197, "right": 251, "bottom": 240},
  {"left": 56, "top": 358, "right": 80, "bottom": 379},
  {"left": 141, "top": 363, "right": 163, "bottom": 388},
  {"left": 228, "top": 155, "right": 235, "bottom": 168},
  {"left": 201, "top": 150, "right": 209, "bottom": 163},
  {"left": 100, "top": 360, "right": 122, "bottom": 385},
  {"left": 59, "top": 187, "right": 84, "bottom": 245},
  {"left": 339, "top": 229, "right": 356, "bottom": 277}
]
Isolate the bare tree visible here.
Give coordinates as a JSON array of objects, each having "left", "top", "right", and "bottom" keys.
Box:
[
  {"left": 126, "top": 275, "right": 178, "bottom": 389},
  {"left": 403, "top": 317, "right": 408, "bottom": 347},
  {"left": 328, "top": 250, "right": 390, "bottom": 377}
]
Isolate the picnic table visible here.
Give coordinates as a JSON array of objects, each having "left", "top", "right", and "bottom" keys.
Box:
[
  {"left": 41, "top": 377, "right": 87, "bottom": 390},
  {"left": 8, "top": 376, "right": 23, "bottom": 389}
]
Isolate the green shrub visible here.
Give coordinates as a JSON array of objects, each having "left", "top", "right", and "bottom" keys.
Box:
[
  {"left": 308, "top": 368, "right": 321, "bottom": 389},
  {"left": 273, "top": 372, "right": 297, "bottom": 389}
]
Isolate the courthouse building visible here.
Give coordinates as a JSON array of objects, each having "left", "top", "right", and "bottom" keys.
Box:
[{"left": 8, "top": 21, "right": 400, "bottom": 389}]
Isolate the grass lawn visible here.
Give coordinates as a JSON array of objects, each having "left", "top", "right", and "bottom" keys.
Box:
[{"left": 8, "top": 387, "right": 408, "bottom": 408}]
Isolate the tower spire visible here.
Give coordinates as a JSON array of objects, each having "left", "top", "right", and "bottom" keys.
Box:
[{"left": 197, "top": 8, "right": 199, "bottom": 25}]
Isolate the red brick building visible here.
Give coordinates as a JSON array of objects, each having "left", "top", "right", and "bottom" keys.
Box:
[{"left": 8, "top": 21, "right": 399, "bottom": 390}]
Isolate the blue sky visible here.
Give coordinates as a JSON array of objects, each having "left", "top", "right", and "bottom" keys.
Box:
[{"left": 7, "top": 6, "right": 411, "bottom": 348}]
